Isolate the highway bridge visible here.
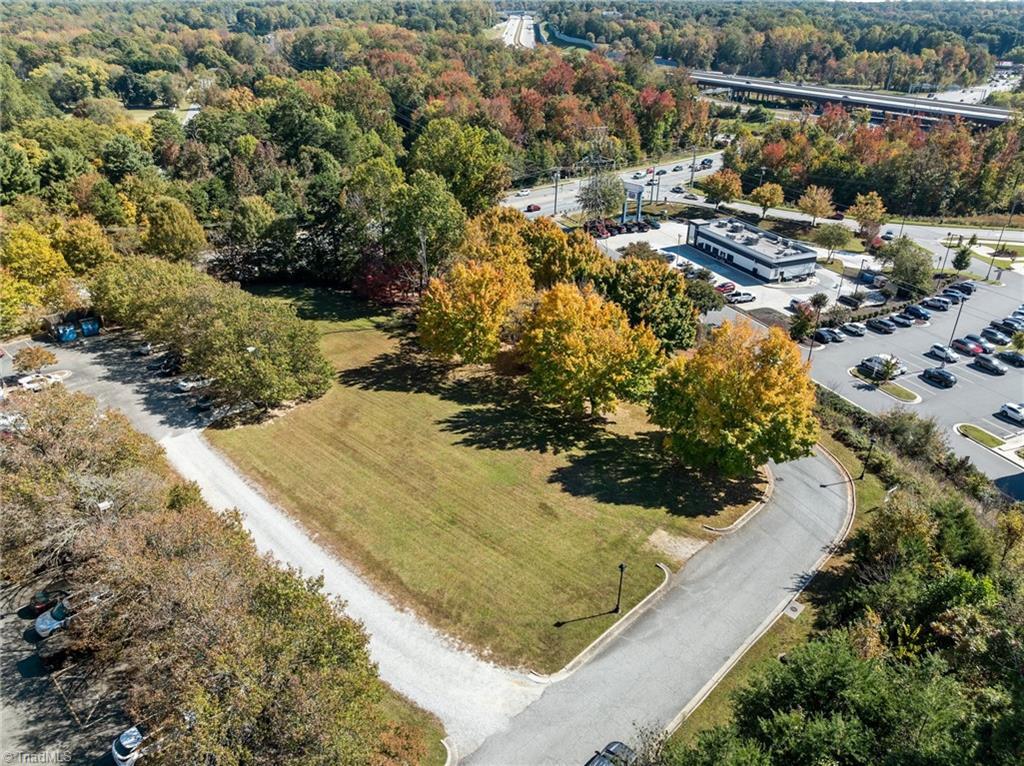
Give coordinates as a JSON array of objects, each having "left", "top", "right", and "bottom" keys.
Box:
[{"left": 688, "top": 71, "right": 1013, "bottom": 127}]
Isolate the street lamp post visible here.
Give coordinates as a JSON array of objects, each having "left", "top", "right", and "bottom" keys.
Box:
[
  {"left": 939, "top": 232, "right": 953, "bottom": 272},
  {"left": 947, "top": 298, "right": 966, "bottom": 347},
  {"left": 551, "top": 169, "right": 561, "bottom": 215},
  {"left": 613, "top": 563, "right": 626, "bottom": 614},
  {"left": 859, "top": 436, "right": 877, "bottom": 480}
]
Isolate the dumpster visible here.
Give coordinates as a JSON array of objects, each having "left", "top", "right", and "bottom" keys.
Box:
[
  {"left": 79, "top": 317, "right": 100, "bottom": 336},
  {"left": 54, "top": 323, "right": 78, "bottom": 342}
]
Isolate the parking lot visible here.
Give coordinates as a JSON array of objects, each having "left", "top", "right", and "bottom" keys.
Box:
[{"left": 806, "top": 280, "right": 1024, "bottom": 496}]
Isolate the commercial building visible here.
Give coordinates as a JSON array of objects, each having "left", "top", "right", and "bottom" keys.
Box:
[{"left": 686, "top": 218, "right": 817, "bottom": 282}]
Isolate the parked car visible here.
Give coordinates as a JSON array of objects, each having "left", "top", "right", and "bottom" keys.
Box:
[
  {"left": 585, "top": 741, "right": 638, "bottom": 766},
  {"left": 645, "top": 218, "right": 661, "bottom": 229},
  {"left": 838, "top": 295, "right": 863, "bottom": 309},
  {"left": 866, "top": 317, "right": 897, "bottom": 334},
  {"left": 715, "top": 281, "right": 736, "bottom": 294},
  {"left": 889, "top": 313, "right": 913, "bottom": 328},
  {"left": 812, "top": 329, "right": 833, "bottom": 344},
  {"left": 31, "top": 579, "right": 71, "bottom": 615},
  {"left": 112, "top": 725, "right": 152, "bottom": 766},
  {"left": 947, "top": 281, "right": 976, "bottom": 295},
  {"left": 135, "top": 342, "right": 154, "bottom": 356},
  {"left": 727, "top": 291, "right": 755, "bottom": 304},
  {"left": 993, "top": 317, "right": 1024, "bottom": 334},
  {"left": 922, "top": 296, "right": 951, "bottom": 311},
  {"left": 951, "top": 338, "right": 983, "bottom": 356},
  {"left": 975, "top": 355, "right": 1008, "bottom": 375},
  {"left": 903, "top": 304, "right": 931, "bottom": 320},
  {"left": 683, "top": 192, "right": 698, "bottom": 200},
  {"left": 841, "top": 322, "right": 867, "bottom": 337},
  {"left": 18, "top": 373, "right": 61, "bottom": 392},
  {"left": 998, "top": 349, "right": 1024, "bottom": 367},
  {"left": 922, "top": 367, "right": 957, "bottom": 388},
  {"left": 939, "top": 290, "right": 962, "bottom": 305},
  {"left": 515, "top": 189, "right": 530, "bottom": 197},
  {"left": 981, "top": 327, "right": 1010, "bottom": 345},
  {"left": 875, "top": 353, "right": 908, "bottom": 375},
  {"left": 176, "top": 377, "right": 213, "bottom": 393},
  {"left": 999, "top": 402, "right": 1024, "bottom": 425},
  {"left": 671, "top": 185, "right": 685, "bottom": 193},
  {"left": 964, "top": 333, "right": 995, "bottom": 353},
  {"left": 789, "top": 298, "right": 811, "bottom": 313},
  {"left": 820, "top": 328, "right": 846, "bottom": 343},
  {"left": 929, "top": 344, "right": 959, "bottom": 363},
  {"left": 525, "top": 204, "right": 541, "bottom": 212},
  {"left": 860, "top": 354, "right": 906, "bottom": 379},
  {"left": 35, "top": 598, "right": 71, "bottom": 638}
]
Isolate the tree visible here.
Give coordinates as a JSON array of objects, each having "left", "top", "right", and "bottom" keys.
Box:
[
  {"left": 393, "top": 169, "right": 467, "bottom": 289},
  {"left": 1, "top": 223, "right": 70, "bottom": 288},
  {"left": 410, "top": 118, "right": 511, "bottom": 216},
  {"left": 0, "top": 138, "right": 38, "bottom": 203},
  {"left": 847, "top": 191, "right": 888, "bottom": 242},
  {"left": 1012, "top": 331, "right": 1024, "bottom": 352},
  {"left": 749, "top": 182, "right": 783, "bottom": 220},
  {"left": 418, "top": 259, "right": 530, "bottom": 364},
  {"left": 53, "top": 217, "right": 115, "bottom": 275},
  {"left": 596, "top": 256, "right": 698, "bottom": 350},
  {"left": 789, "top": 305, "right": 814, "bottom": 341},
  {"left": 577, "top": 172, "right": 626, "bottom": 221},
  {"left": 12, "top": 345, "right": 57, "bottom": 373},
  {"left": 952, "top": 246, "right": 972, "bottom": 274},
  {"left": 684, "top": 278, "right": 726, "bottom": 315},
  {"left": 100, "top": 134, "right": 150, "bottom": 183},
  {"left": 885, "top": 237, "right": 933, "bottom": 297},
  {"left": 813, "top": 223, "right": 851, "bottom": 263},
  {"left": 227, "top": 196, "right": 276, "bottom": 248},
  {"left": 797, "top": 185, "right": 835, "bottom": 226},
  {"left": 702, "top": 169, "right": 742, "bottom": 210},
  {"left": 649, "top": 321, "right": 817, "bottom": 476},
  {"left": 520, "top": 284, "right": 662, "bottom": 415},
  {"left": 143, "top": 196, "right": 207, "bottom": 263},
  {"left": 521, "top": 218, "right": 604, "bottom": 288}
]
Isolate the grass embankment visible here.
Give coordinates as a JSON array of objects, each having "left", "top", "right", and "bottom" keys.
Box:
[
  {"left": 957, "top": 423, "right": 1005, "bottom": 449},
  {"left": 208, "top": 286, "right": 764, "bottom": 672},
  {"left": 671, "top": 432, "right": 885, "bottom": 744},
  {"left": 850, "top": 368, "right": 918, "bottom": 402}
]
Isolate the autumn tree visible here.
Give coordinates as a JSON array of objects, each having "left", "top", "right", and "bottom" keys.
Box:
[
  {"left": 578, "top": 172, "right": 626, "bottom": 221},
  {"left": 702, "top": 169, "right": 742, "bottom": 210},
  {"left": 649, "top": 321, "right": 817, "bottom": 475},
  {"left": 410, "top": 117, "right": 511, "bottom": 216},
  {"left": 813, "top": 223, "right": 852, "bottom": 263},
  {"left": 519, "top": 284, "right": 662, "bottom": 415},
  {"left": 521, "top": 217, "right": 604, "bottom": 288},
  {"left": 143, "top": 196, "right": 207, "bottom": 263},
  {"left": 418, "top": 259, "right": 530, "bottom": 364},
  {"left": 595, "top": 256, "right": 698, "bottom": 350},
  {"left": 12, "top": 345, "right": 58, "bottom": 373},
  {"left": 797, "top": 185, "right": 835, "bottom": 225},
  {"left": 749, "top": 182, "right": 784, "bottom": 219},
  {"left": 847, "top": 191, "right": 888, "bottom": 242},
  {"left": 53, "top": 216, "right": 116, "bottom": 274}
]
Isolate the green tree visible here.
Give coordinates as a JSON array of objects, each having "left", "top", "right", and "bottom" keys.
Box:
[
  {"left": 53, "top": 217, "right": 116, "bottom": 275},
  {"left": 577, "top": 172, "right": 626, "bottom": 221},
  {"left": 702, "top": 169, "right": 743, "bottom": 210},
  {"left": 520, "top": 283, "right": 662, "bottom": 415},
  {"left": 749, "top": 182, "right": 784, "bottom": 219},
  {"left": 649, "top": 321, "right": 817, "bottom": 475},
  {"left": 1011, "top": 331, "right": 1024, "bottom": 352},
  {"left": 521, "top": 218, "right": 604, "bottom": 288},
  {"left": 684, "top": 278, "right": 726, "bottom": 315},
  {"left": 410, "top": 117, "right": 511, "bottom": 216},
  {"left": 227, "top": 196, "right": 276, "bottom": 248},
  {"left": 813, "top": 223, "right": 851, "bottom": 263},
  {"left": 393, "top": 169, "right": 467, "bottom": 289},
  {"left": 100, "top": 133, "right": 151, "bottom": 183},
  {"left": 0, "top": 138, "right": 39, "bottom": 203},
  {"left": 885, "top": 237, "right": 933, "bottom": 297},
  {"left": 143, "top": 196, "right": 207, "bottom": 263},
  {"left": 952, "top": 246, "right": 972, "bottom": 274},
  {"left": 596, "top": 256, "right": 698, "bottom": 350}
]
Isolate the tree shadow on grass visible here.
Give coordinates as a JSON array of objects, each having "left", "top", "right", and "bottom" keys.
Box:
[{"left": 550, "top": 430, "right": 764, "bottom": 518}]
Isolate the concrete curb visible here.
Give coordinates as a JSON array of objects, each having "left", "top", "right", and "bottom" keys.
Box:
[
  {"left": 955, "top": 422, "right": 1024, "bottom": 469},
  {"left": 528, "top": 563, "right": 672, "bottom": 685},
  {"left": 703, "top": 465, "right": 774, "bottom": 534},
  {"left": 664, "top": 444, "right": 856, "bottom": 736},
  {"left": 846, "top": 367, "right": 921, "bottom": 404},
  {"left": 442, "top": 737, "right": 456, "bottom": 766}
]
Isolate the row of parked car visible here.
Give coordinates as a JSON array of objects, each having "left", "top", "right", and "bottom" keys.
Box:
[{"left": 583, "top": 217, "right": 662, "bottom": 239}]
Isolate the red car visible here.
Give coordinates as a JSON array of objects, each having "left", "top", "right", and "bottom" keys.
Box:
[
  {"left": 525, "top": 204, "right": 541, "bottom": 212},
  {"left": 715, "top": 281, "right": 736, "bottom": 294},
  {"left": 951, "top": 338, "right": 984, "bottom": 356}
]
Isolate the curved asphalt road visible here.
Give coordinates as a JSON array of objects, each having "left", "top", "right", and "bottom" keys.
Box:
[{"left": 466, "top": 450, "right": 851, "bottom": 765}]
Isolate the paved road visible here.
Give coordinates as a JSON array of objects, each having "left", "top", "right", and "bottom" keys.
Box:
[{"left": 467, "top": 451, "right": 851, "bottom": 765}]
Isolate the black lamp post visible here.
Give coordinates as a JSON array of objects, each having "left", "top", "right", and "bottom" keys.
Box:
[
  {"left": 859, "top": 436, "right": 877, "bottom": 480},
  {"left": 939, "top": 232, "right": 953, "bottom": 272},
  {"left": 613, "top": 563, "right": 626, "bottom": 614}
]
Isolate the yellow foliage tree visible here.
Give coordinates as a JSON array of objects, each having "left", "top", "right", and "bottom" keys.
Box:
[
  {"left": 1, "top": 222, "right": 71, "bottom": 288},
  {"left": 520, "top": 217, "right": 607, "bottom": 288},
  {"left": 418, "top": 259, "right": 531, "bottom": 364},
  {"left": 519, "top": 283, "right": 662, "bottom": 415},
  {"left": 847, "top": 191, "right": 888, "bottom": 242},
  {"left": 649, "top": 321, "right": 818, "bottom": 475}
]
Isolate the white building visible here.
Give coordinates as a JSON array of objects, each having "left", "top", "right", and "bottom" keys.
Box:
[{"left": 687, "top": 218, "right": 817, "bottom": 282}]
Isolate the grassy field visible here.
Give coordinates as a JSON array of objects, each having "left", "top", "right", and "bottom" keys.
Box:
[
  {"left": 850, "top": 368, "right": 918, "bottom": 402},
  {"left": 671, "top": 432, "right": 885, "bottom": 745},
  {"left": 957, "top": 423, "right": 1005, "bottom": 449},
  {"left": 207, "top": 286, "right": 764, "bottom": 672}
]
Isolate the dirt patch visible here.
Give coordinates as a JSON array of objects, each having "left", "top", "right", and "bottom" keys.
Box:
[{"left": 646, "top": 529, "right": 708, "bottom": 567}]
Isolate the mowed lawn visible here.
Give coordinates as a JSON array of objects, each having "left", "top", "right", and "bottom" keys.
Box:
[{"left": 208, "top": 286, "right": 764, "bottom": 671}]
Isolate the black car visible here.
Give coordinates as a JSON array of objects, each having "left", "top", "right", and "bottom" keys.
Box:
[
  {"left": 585, "top": 742, "right": 638, "bottom": 766},
  {"left": 947, "top": 281, "right": 976, "bottom": 295},
  {"left": 903, "top": 304, "right": 931, "bottom": 320},
  {"left": 922, "top": 367, "right": 957, "bottom": 388},
  {"left": 974, "top": 355, "right": 1008, "bottom": 375},
  {"left": 866, "top": 318, "right": 897, "bottom": 334},
  {"left": 940, "top": 290, "right": 962, "bottom": 304},
  {"left": 982, "top": 327, "right": 1011, "bottom": 345},
  {"left": 998, "top": 349, "right": 1024, "bottom": 367},
  {"left": 812, "top": 329, "right": 832, "bottom": 344},
  {"left": 838, "top": 295, "right": 863, "bottom": 309},
  {"left": 994, "top": 318, "right": 1024, "bottom": 335}
]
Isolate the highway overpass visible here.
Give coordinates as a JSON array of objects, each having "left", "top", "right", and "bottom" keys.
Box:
[{"left": 688, "top": 71, "right": 1013, "bottom": 126}]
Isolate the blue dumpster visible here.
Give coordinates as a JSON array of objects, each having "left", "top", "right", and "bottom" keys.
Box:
[
  {"left": 79, "top": 317, "right": 100, "bottom": 336},
  {"left": 54, "top": 323, "right": 78, "bottom": 342}
]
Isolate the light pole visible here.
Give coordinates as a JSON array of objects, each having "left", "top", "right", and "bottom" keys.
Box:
[
  {"left": 947, "top": 298, "right": 966, "bottom": 347},
  {"left": 689, "top": 145, "right": 698, "bottom": 186},
  {"left": 551, "top": 169, "right": 561, "bottom": 215},
  {"left": 989, "top": 196, "right": 1020, "bottom": 281},
  {"left": 859, "top": 436, "right": 877, "bottom": 480},
  {"left": 613, "top": 563, "right": 626, "bottom": 614},
  {"left": 939, "top": 232, "right": 953, "bottom": 272}
]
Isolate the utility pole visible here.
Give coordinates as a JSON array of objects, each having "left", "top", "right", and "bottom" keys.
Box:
[
  {"left": 689, "top": 145, "right": 698, "bottom": 186},
  {"left": 551, "top": 168, "right": 561, "bottom": 215}
]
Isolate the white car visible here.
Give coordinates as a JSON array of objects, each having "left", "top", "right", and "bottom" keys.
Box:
[
  {"left": 35, "top": 598, "right": 71, "bottom": 638},
  {"left": 727, "top": 292, "right": 756, "bottom": 304},
  {"left": 17, "top": 373, "right": 61, "bottom": 392},
  {"left": 112, "top": 725, "right": 149, "bottom": 766},
  {"left": 176, "top": 377, "right": 213, "bottom": 393},
  {"left": 1000, "top": 402, "right": 1024, "bottom": 425},
  {"left": 514, "top": 189, "right": 530, "bottom": 197},
  {"left": 841, "top": 322, "right": 867, "bottom": 337},
  {"left": 929, "top": 344, "right": 959, "bottom": 363}
]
